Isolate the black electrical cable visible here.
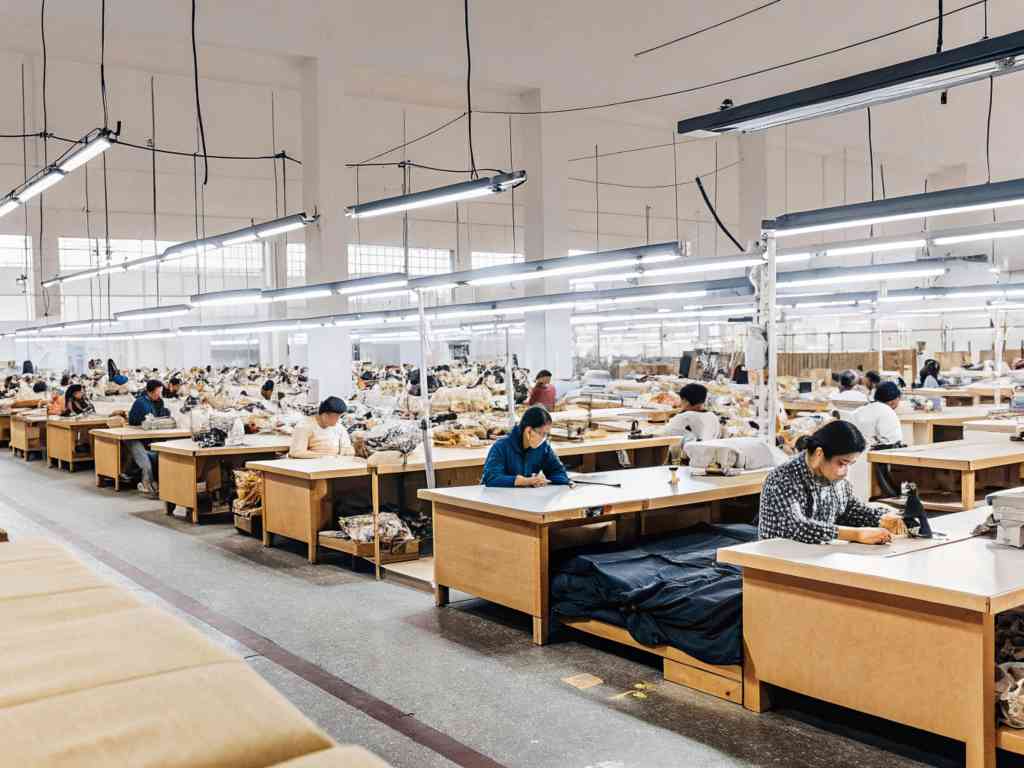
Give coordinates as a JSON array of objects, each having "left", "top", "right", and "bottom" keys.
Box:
[
  {"left": 191, "top": 0, "right": 209, "bottom": 185},
  {"left": 347, "top": 160, "right": 504, "bottom": 175},
  {"left": 354, "top": 112, "right": 466, "bottom": 166},
  {"left": 983, "top": 0, "right": 988, "bottom": 38},
  {"left": 477, "top": 0, "right": 987, "bottom": 115},
  {"left": 20, "top": 64, "right": 30, "bottom": 315},
  {"left": 150, "top": 75, "right": 159, "bottom": 306},
  {"left": 634, "top": 0, "right": 783, "bottom": 57},
  {"left": 568, "top": 159, "right": 741, "bottom": 189},
  {"left": 695, "top": 175, "right": 743, "bottom": 252},
  {"left": 867, "top": 108, "right": 875, "bottom": 202},
  {"left": 985, "top": 76, "right": 993, "bottom": 184},
  {"left": 39, "top": 0, "right": 50, "bottom": 316},
  {"left": 100, "top": 0, "right": 109, "bottom": 129},
  {"left": 937, "top": 0, "right": 944, "bottom": 52},
  {"left": 60, "top": 135, "right": 299, "bottom": 163},
  {"left": 508, "top": 115, "right": 516, "bottom": 257},
  {"left": 101, "top": 151, "right": 111, "bottom": 320},
  {"left": 463, "top": 0, "right": 478, "bottom": 179}
]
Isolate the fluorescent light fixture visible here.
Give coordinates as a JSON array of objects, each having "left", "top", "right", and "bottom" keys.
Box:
[
  {"left": 347, "top": 171, "right": 526, "bottom": 219},
  {"left": 569, "top": 254, "right": 760, "bottom": 285},
  {"left": 469, "top": 258, "right": 640, "bottom": 286},
  {"left": 221, "top": 229, "right": 259, "bottom": 246},
  {"left": 17, "top": 169, "right": 65, "bottom": 202},
  {"left": 678, "top": 30, "right": 1024, "bottom": 136},
  {"left": 262, "top": 286, "right": 335, "bottom": 303},
  {"left": 189, "top": 288, "right": 267, "bottom": 307},
  {"left": 0, "top": 198, "right": 19, "bottom": 219},
  {"left": 58, "top": 134, "right": 113, "bottom": 173},
  {"left": 256, "top": 214, "right": 307, "bottom": 238},
  {"left": 40, "top": 276, "right": 61, "bottom": 288},
  {"left": 776, "top": 252, "right": 813, "bottom": 264},
  {"left": 824, "top": 239, "right": 926, "bottom": 257},
  {"left": 336, "top": 276, "right": 409, "bottom": 295},
  {"left": 768, "top": 178, "right": 1024, "bottom": 238},
  {"left": 934, "top": 226, "right": 1024, "bottom": 245},
  {"left": 115, "top": 304, "right": 194, "bottom": 321},
  {"left": 778, "top": 265, "right": 947, "bottom": 289},
  {"left": 58, "top": 319, "right": 118, "bottom": 331},
  {"left": 600, "top": 290, "right": 708, "bottom": 305},
  {"left": 131, "top": 330, "right": 177, "bottom": 340},
  {"left": 210, "top": 338, "right": 259, "bottom": 347}
]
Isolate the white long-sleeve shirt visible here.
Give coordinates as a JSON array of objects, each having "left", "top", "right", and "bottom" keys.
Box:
[
  {"left": 288, "top": 415, "right": 354, "bottom": 458},
  {"left": 661, "top": 410, "right": 721, "bottom": 443},
  {"left": 851, "top": 402, "right": 903, "bottom": 446}
]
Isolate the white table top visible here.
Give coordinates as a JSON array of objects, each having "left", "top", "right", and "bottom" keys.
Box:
[
  {"left": 896, "top": 406, "right": 992, "bottom": 424},
  {"left": 246, "top": 455, "right": 370, "bottom": 479},
  {"left": 90, "top": 427, "right": 192, "bottom": 441},
  {"left": 152, "top": 433, "right": 292, "bottom": 457},
  {"left": 867, "top": 438, "right": 1024, "bottom": 469},
  {"left": 418, "top": 465, "right": 767, "bottom": 523},
  {"left": 719, "top": 509, "right": 1024, "bottom": 612}
]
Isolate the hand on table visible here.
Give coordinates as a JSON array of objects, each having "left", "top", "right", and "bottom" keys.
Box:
[
  {"left": 878, "top": 513, "right": 909, "bottom": 537},
  {"left": 515, "top": 473, "right": 549, "bottom": 488},
  {"left": 855, "top": 527, "right": 893, "bottom": 545}
]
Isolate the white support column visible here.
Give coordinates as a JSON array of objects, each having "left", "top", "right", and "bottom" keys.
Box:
[
  {"left": 301, "top": 45, "right": 353, "bottom": 399},
  {"left": 520, "top": 89, "right": 573, "bottom": 382},
  {"left": 261, "top": 240, "right": 289, "bottom": 367},
  {"left": 738, "top": 134, "right": 768, "bottom": 246}
]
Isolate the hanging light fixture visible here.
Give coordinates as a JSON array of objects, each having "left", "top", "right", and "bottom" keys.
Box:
[
  {"left": 346, "top": 171, "right": 526, "bottom": 220},
  {"left": 189, "top": 288, "right": 268, "bottom": 308},
  {"left": 678, "top": 30, "right": 1024, "bottom": 136},
  {"left": 115, "top": 304, "right": 194, "bottom": 322}
]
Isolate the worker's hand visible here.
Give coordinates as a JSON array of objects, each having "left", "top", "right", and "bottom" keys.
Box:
[
  {"left": 855, "top": 527, "right": 892, "bottom": 545},
  {"left": 515, "top": 474, "right": 549, "bottom": 488},
  {"left": 878, "top": 513, "right": 908, "bottom": 536}
]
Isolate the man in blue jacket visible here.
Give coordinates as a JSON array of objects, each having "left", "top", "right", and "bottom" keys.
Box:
[
  {"left": 126, "top": 379, "right": 172, "bottom": 498},
  {"left": 482, "top": 406, "right": 571, "bottom": 488}
]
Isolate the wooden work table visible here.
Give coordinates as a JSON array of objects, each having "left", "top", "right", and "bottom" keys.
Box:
[
  {"left": 418, "top": 465, "right": 767, "bottom": 645},
  {"left": 867, "top": 439, "right": 1024, "bottom": 511},
  {"left": 153, "top": 435, "right": 291, "bottom": 523},
  {"left": 10, "top": 412, "right": 48, "bottom": 460},
  {"left": 718, "top": 508, "right": 1023, "bottom": 767},
  {"left": 896, "top": 405, "right": 993, "bottom": 445},
  {"left": 248, "top": 434, "right": 679, "bottom": 567},
  {"left": 91, "top": 427, "right": 192, "bottom": 490},
  {"left": 781, "top": 398, "right": 830, "bottom": 414},
  {"left": 45, "top": 417, "right": 114, "bottom": 472},
  {"left": 963, "top": 418, "right": 1024, "bottom": 439},
  {"left": 914, "top": 385, "right": 1014, "bottom": 407}
]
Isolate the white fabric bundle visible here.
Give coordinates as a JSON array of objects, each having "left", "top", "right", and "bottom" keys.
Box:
[{"left": 684, "top": 437, "right": 787, "bottom": 470}]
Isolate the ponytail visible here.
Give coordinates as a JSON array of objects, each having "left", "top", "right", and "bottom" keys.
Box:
[{"left": 801, "top": 420, "right": 866, "bottom": 459}]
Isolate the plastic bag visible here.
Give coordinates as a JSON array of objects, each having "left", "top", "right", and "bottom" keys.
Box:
[{"left": 226, "top": 417, "right": 246, "bottom": 447}]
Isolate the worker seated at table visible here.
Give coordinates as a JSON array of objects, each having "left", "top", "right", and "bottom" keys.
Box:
[
  {"left": 758, "top": 420, "right": 898, "bottom": 545},
  {"left": 661, "top": 383, "right": 720, "bottom": 444},
  {"left": 62, "top": 384, "right": 95, "bottom": 417},
  {"left": 164, "top": 377, "right": 183, "bottom": 399},
  {"left": 864, "top": 370, "right": 881, "bottom": 396},
  {"left": 917, "top": 358, "right": 946, "bottom": 388},
  {"left": 126, "top": 379, "right": 171, "bottom": 498},
  {"left": 259, "top": 379, "right": 279, "bottom": 412},
  {"left": 288, "top": 396, "right": 354, "bottom": 459},
  {"left": 482, "top": 405, "right": 570, "bottom": 488},
  {"left": 526, "top": 370, "right": 557, "bottom": 410},
  {"left": 852, "top": 382, "right": 904, "bottom": 449},
  {"left": 830, "top": 369, "right": 868, "bottom": 405},
  {"left": 47, "top": 388, "right": 65, "bottom": 416}
]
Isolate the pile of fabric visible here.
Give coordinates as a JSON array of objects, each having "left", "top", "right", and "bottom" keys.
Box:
[
  {"left": 997, "top": 610, "right": 1024, "bottom": 728},
  {"left": 685, "top": 437, "right": 788, "bottom": 471},
  {"left": 232, "top": 469, "right": 262, "bottom": 515}
]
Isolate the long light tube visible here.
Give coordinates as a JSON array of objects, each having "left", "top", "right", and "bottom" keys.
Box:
[
  {"left": 778, "top": 265, "right": 947, "bottom": 289},
  {"left": 933, "top": 227, "right": 1024, "bottom": 245},
  {"left": 824, "top": 239, "right": 926, "bottom": 257},
  {"left": 677, "top": 31, "right": 1024, "bottom": 136},
  {"left": 17, "top": 169, "right": 65, "bottom": 203},
  {"left": 58, "top": 134, "right": 113, "bottom": 173},
  {"left": 189, "top": 288, "right": 267, "bottom": 307},
  {"left": 336, "top": 278, "right": 409, "bottom": 295},
  {"left": 114, "top": 304, "right": 194, "bottom": 321},
  {"left": 347, "top": 171, "right": 526, "bottom": 219},
  {"left": 263, "top": 286, "right": 335, "bottom": 303}
]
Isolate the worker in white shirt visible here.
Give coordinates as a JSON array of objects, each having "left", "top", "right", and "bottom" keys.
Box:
[
  {"left": 259, "top": 379, "right": 279, "bottom": 413},
  {"left": 831, "top": 369, "right": 869, "bottom": 405},
  {"left": 852, "top": 382, "right": 904, "bottom": 448},
  {"left": 288, "top": 397, "right": 355, "bottom": 459},
  {"left": 662, "top": 383, "right": 721, "bottom": 462}
]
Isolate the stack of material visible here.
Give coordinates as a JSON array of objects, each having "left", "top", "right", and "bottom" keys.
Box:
[
  {"left": 232, "top": 469, "right": 262, "bottom": 516},
  {"left": 0, "top": 537, "right": 391, "bottom": 766}
]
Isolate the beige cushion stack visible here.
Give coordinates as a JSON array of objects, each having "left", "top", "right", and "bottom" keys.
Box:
[{"left": 0, "top": 537, "right": 389, "bottom": 768}]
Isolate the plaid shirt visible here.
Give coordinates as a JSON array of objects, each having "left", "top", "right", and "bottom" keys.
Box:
[{"left": 758, "top": 453, "right": 880, "bottom": 544}]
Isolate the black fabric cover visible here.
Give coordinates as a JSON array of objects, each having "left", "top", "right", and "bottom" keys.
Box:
[{"left": 551, "top": 523, "right": 757, "bottom": 666}]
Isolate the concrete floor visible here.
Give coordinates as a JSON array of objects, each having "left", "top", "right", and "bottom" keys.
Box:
[{"left": 2, "top": 450, "right": 1022, "bottom": 768}]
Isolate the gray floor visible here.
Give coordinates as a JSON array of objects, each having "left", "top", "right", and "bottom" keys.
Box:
[{"left": 0, "top": 450, "right": 1013, "bottom": 768}]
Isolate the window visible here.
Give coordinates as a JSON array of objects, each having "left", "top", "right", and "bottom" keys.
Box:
[
  {"left": 0, "top": 235, "right": 31, "bottom": 268},
  {"left": 287, "top": 243, "right": 306, "bottom": 279},
  {"left": 471, "top": 251, "right": 523, "bottom": 270},
  {"left": 347, "top": 244, "right": 451, "bottom": 277}
]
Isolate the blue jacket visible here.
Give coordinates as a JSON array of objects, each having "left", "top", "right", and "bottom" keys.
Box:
[
  {"left": 128, "top": 393, "right": 171, "bottom": 426},
  {"left": 482, "top": 425, "right": 570, "bottom": 488}
]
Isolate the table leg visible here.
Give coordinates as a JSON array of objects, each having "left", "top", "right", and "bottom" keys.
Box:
[
  {"left": 742, "top": 636, "right": 772, "bottom": 713},
  {"left": 434, "top": 584, "right": 450, "bottom": 607},
  {"left": 261, "top": 473, "right": 272, "bottom": 547},
  {"left": 961, "top": 470, "right": 976, "bottom": 511},
  {"left": 964, "top": 613, "right": 996, "bottom": 768},
  {"left": 532, "top": 527, "right": 550, "bottom": 646},
  {"left": 371, "top": 469, "right": 382, "bottom": 580}
]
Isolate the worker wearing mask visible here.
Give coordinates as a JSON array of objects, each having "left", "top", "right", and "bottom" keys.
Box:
[
  {"left": 759, "top": 421, "right": 900, "bottom": 545},
  {"left": 482, "top": 405, "right": 570, "bottom": 488},
  {"left": 127, "top": 380, "right": 172, "bottom": 498},
  {"left": 164, "top": 377, "right": 183, "bottom": 399},
  {"left": 918, "top": 359, "right": 944, "bottom": 388},
  {"left": 852, "top": 382, "right": 904, "bottom": 448},
  {"left": 831, "top": 369, "right": 868, "bottom": 405},
  {"left": 289, "top": 397, "right": 354, "bottom": 458},
  {"left": 526, "top": 370, "right": 557, "bottom": 410}
]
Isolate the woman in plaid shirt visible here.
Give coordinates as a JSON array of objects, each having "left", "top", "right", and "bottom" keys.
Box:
[{"left": 759, "top": 421, "right": 898, "bottom": 545}]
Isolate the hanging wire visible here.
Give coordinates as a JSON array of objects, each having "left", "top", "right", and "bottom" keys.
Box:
[
  {"left": 353, "top": 112, "right": 465, "bottom": 166},
  {"left": 569, "top": 159, "right": 741, "bottom": 189},
  {"left": 83, "top": 164, "right": 95, "bottom": 322},
  {"left": 20, "top": 63, "right": 30, "bottom": 320},
  {"left": 594, "top": 145, "right": 599, "bottom": 252},
  {"left": 507, "top": 115, "right": 516, "bottom": 256},
  {"left": 150, "top": 75, "right": 160, "bottom": 306},
  {"left": 634, "top": 0, "right": 783, "bottom": 57},
  {"left": 100, "top": 0, "right": 109, "bottom": 129},
  {"left": 463, "top": 0, "right": 478, "bottom": 179},
  {"left": 101, "top": 151, "right": 112, "bottom": 320},
  {"left": 671, "top": 133, "right": 680, "bottom": 246},
  {"left": 191, "top": 0, "right": 209, "bottom": 184},
  {"left": 985, "top": 76, "right": 994, "bottom": 184},
  {"left": 38, "top": 0, "right": 50, "bottom": 316},
  {"left": 477, "top": 0, "right": 987, "bottom": 115}
]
